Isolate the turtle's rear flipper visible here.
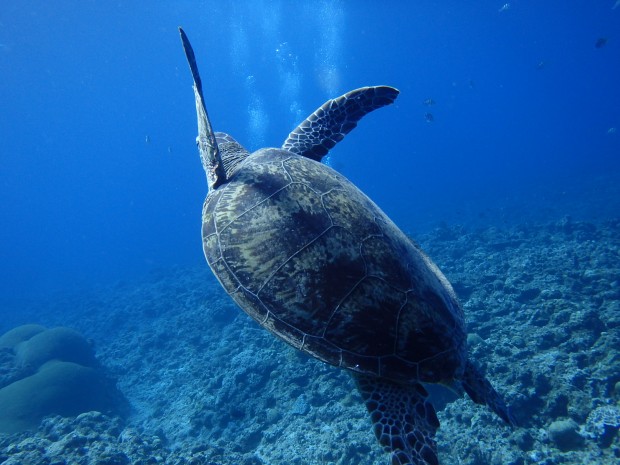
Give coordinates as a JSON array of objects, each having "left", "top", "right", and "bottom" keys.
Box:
[
  {"left": 462, "top": 359, "right": 517, "bottom": 426},
  {"left": 354, "top": 373, "right": 439, "bottom": 465}
]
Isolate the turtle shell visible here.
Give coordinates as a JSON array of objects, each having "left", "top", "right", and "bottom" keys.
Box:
[{"left": 202, "top": 148, "right": 466, "bottom": 385}]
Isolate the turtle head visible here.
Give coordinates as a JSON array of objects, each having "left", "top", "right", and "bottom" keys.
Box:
[
  {"left": 215, "top": 132, "right": 250, "bottom": 180},
  {"left": 179, "top": 27, "right": 227, "bottom": 191}
]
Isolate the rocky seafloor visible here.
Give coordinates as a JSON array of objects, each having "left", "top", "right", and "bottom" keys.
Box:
[{"left": 1, "top": 216, "right": 619, "bottom": 465}]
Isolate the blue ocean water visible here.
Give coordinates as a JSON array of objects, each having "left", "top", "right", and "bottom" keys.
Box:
[
  {"left": 1, "top": 3, "right": 620, "bottom": 463},
  {"left": 1, "top": 1, "right": 619, "bottom": 303}
]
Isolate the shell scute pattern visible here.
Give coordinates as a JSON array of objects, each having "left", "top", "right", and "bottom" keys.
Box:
[
  {"left": 300, "top": 333, "right": 347, "bottom": 367},
  {"left": 321, "top": 188, "right": 384, "bottom": 239},
  {"left": 207, "top": 248, "right": 238, "bottom": 293},
  {"left": 203, "top": 154, "right": 292, "bottom": 235},
  {"left": 396, "top": 300, "right": 459, "bottom": 377},
  {"left": 218, "top": 180, "right": 329, "bottom": 292},
  {"left": 282, "top": 151, "right": 347, "bottom": 192},
  {"left": 361, "top": 234, "right": 412, "bottom": 291},
  {"left": 260, "top": 226, "right": 366, "bottom": 337},
  {"left": 261, "top": 308, "right": 306, "bottom": 350},
  {"left": 340, "top": 347, "right": 382, "bottom": 374},
  {"left": 201, "top": 224, "right": 219, "bottom": 266},
  {"left": 204, "top": 148, "right": 466, "bottom": 384},
  {"left": 325, "top": 277, "right": 406, "bottom": 356}
]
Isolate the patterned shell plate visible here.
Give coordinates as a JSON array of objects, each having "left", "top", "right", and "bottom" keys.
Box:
[{"left": 202, "top": 149, "right": 466, "bottom": 385}]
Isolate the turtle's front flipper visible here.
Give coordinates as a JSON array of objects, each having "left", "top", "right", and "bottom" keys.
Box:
[
  {"left": 354, "top": 373, "right": 439, "bottom": 465},
  {"left": 462, "top": 359, "right": 517, "bottom": 426},
  {"left": 282, "top": 86, "right": 399, "bottom": 162},
  {"left": 179, "top": 27, "right": 226, "bottom": 191}
]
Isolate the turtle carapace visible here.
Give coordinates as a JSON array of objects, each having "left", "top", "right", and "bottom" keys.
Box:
[{"left": 179, "top": 27, "right": 516, "bottom": 465}]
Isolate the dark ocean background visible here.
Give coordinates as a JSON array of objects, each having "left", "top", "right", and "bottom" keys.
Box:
[{"left": 1, "top": 2, "right": 619, "bottom": 465}]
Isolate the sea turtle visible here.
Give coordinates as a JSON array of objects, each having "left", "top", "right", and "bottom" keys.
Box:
[{"left": 179, "top": 28, "right": 516, "bottom": 465}]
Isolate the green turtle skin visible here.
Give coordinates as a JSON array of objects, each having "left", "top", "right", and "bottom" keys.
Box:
[{"left": 179, "top": 27, "right": 515, "bottom": 465}]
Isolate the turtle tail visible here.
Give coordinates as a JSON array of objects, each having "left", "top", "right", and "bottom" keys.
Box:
[{"left": 462, "top": 359, "right": 517, "bottom": 426}]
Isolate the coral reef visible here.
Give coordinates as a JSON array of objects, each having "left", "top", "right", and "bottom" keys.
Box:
[
  {"left": 0, "top": 218, "right": 618, "bottom": 464},
  {"left": 0, "top": 325, "right": 125, "bottom": 434}
]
